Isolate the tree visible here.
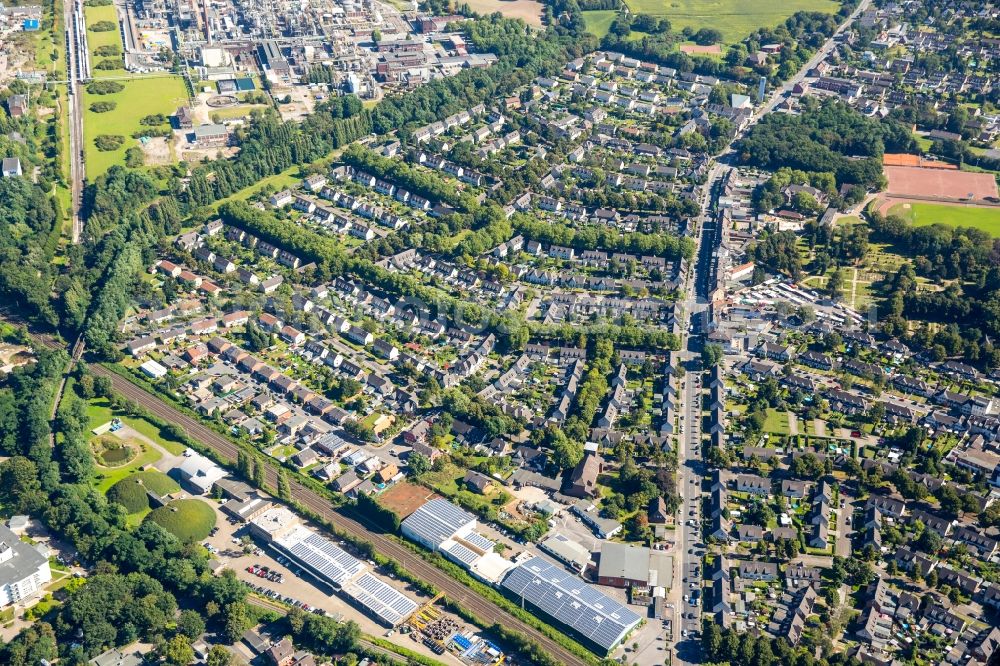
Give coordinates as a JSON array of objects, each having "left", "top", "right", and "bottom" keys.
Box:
[
  {"left": 548, "top": 428, "right": 583, "bottom": 470},
  {"left": 916, "top": 526, "right": 942, "bottom": 554},
  {"left": 237, "top": 451, "right": 252, "bottom": 480},
  {"left": 936, "top": 484, "right": 962, "bottom": 517},
  {"left": 94, "top": 375, "right": 113, "bottom": 397},
  {"left": 926, "top": 568, "right": 939, "bottom": 589},
  {"left": 160, "top": 635, "right": 195, "bottom": 666},
  {"left": 0, "top": 621, "right": 57, "bottom": 666},
  {"left": 827, "top": 268, "right": 845, "bottom": 300},
  {"left": 276, "top": 468, "right": 291, "bottom": 501},
  {"left": 224, "top": 602, "right": 253, "bottom": 643},
  {"left": 702, "top": 343, "right": 723, "bottom": 367},
  {"left": 252, "top": 457, "right": 266, "bottom": 488},
  {"left": 206, "top": 645, "right": 234, "bottom": 666},
  {"left": 176, "top": 609, "right": 206, "bottom": 640},
  {"left": 408, "top": 452, "right": 430, "bottom": 476}
]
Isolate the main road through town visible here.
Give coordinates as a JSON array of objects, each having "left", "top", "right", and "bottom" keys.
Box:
[{"left": 668, "top": 1, "right": 872, "bottom": 663}]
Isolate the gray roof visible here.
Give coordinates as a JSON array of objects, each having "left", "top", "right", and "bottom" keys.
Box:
[
  {"left": 598, "top": 542, "right": 671, "bottom": 587},
  {"left": 89, "top": 649, "right": 145, "bottom": 666},
  {"left": 193, "top": 123, "right": 228, "bottom": 138},
  {"left": 539, "top": 532, "right": 591, "bottom": 570},
  {"left": 0, "top": 522, "right": 48, "bottom": 590},
  {"left": 342, "top": 571, "right": 418, "bottom": 626},
  {"left": 500, "top": 556, "right": 642, "bottom": 652}
]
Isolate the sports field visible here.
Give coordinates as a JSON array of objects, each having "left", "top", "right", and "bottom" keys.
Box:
[
  {"left": 884, "top": 165, "right": 998, "bottom": 201},
  {"left": 888, "top": 202, "right": 1000, "bottom": 236},
  {"left": 623, "top": 0, "right": 839, "bottom": 44},
  {"left": 83, "top": 75, "right": 189, "bottom": 177},
  {"left": 582, "top": 10, "right": 617, "bottom": 38}
]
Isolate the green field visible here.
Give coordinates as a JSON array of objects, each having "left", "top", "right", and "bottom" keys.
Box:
[
  {"left": 86, "top": 395, "right": 187, "bottom": 455},
  {"left": 83, "top": 75, "right": 189, "bottom": 177},
  {"left": 762, "top": 408, "right": 791, "bottom": 435},
  {"left": 107, "top": 471, "right": 181, "bottom": 524},
  {"left": 623, "top": 0, "right": 840, "bottom": 44},
  {"left": 889, "top": 202, "right": 1000, "bottom": 236},
  {"left": 144, "top": 499, "right": 216, "bottom": 543},
  {"left": 92, "top": 436, "right": 162, "bottom": 492},
  {"left": 582, "top": 10, "right": 618, "bottom": 38},
  {"left": 209, "top": 104, "right": 268, "bottom": 122},
  {"left": 84, "top": 4, "right": 122, "bottom": 79}
]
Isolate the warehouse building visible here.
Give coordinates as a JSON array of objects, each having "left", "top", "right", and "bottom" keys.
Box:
[
  {"left": 597, "top": 542, "right": 672, "bottom": 591},
  {"left": 539, "top": 532, "right": 592, "bottom": 573},
  {"left": 400, "top": 498, "right": 514, "bottom": 583},
  {"left": 500, "top": 556, "right": 642, "bottom": 653},
  {"left": 250, "top": 507, "right": 418, "bottom": 626},
  {"left": 401, "top": 498, "right": 477, "bottom": 550}
]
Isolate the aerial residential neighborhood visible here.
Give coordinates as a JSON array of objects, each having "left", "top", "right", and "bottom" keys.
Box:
[{"left": 1, "top": 0, "right": 999, "bottom": 663}]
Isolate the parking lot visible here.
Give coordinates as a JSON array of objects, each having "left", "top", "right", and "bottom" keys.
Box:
[{"left": 199, "top": 503, "right": 468, "bottom": 663}]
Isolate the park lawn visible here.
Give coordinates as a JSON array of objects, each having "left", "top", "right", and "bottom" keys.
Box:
[
  {"left": 107, "top": 470, "right": 180, "bottom": 524},
  {"left": 212, "top": 166, "right": 302, "bottom": 209},
  {"left": 762, "top": 408, "right": 791, "bottom": 435},
  {"left": 86, "top": 396, "right": 187, "bottom": 455},
  {"left": 128, "top": 469, "right": 181, "bottom": 494},
  {"left": 83, "top": 74, "right": 189, "bottom": 177},
  {"left": 836, "top": 215, "right": 861, "bottom": 226},
  {"left": 92, "top": 439, "right": 163, "bottom": 493},
  {"left": 144, "top": 499, "right": 216, "bottom": 543},
  {"left": 623, "top": 0, "right": 839, "bottom": 44},
  {"left": 582, "top": 10, "right": 617, "bottom": 38},
  {"left": 888, "top": 202, "right": 1000, "bottom": 236},
  {"left": 84, "top": 4, "right": 123, "bottom": 78},
  {"left": 29, "top": 21, "right": 60, "bottom": 72}
]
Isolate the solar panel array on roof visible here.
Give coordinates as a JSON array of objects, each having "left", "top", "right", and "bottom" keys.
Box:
[
  {"left": 464, "top": 531, "right": 495, "bottom": 552},
  {"left": 441, "top": 540, "right": 480, "bottom": 568},
  {"left": 343, "top": 572, "right": 418, "bottom": 626},
  {"left": 401, "top": 498, "right": 476, "bottom": 548},
  {"left": 277, "top": 526, "right": 365, "bottom": 586},
  {"left": 500, "top": 556, "right": 641, "bottom": 652}
]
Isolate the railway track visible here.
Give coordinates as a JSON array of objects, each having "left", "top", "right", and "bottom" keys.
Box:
[
  {"left": 22, "top": 325, "right": 584, "bottom": 664},
  {"left": 84, "top": 363, "right": 586, "bottom": 666}
]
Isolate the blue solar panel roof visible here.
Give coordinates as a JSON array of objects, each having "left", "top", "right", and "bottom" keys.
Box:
[
  {"left": 401, "top": 498, "right": 476, "bottom": 547},
  {"left": 343, "top": 572, "right": 419, "bottom": 626},
  {"left": 500, "top": 556, "right": 641, "bottom": 651}
]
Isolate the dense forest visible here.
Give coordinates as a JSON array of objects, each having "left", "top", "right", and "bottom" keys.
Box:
[
  {"left": 736, "top": 98, "right": 915, "bottom": 190},
  {"left": 0, "top": 177, "right": 62, "bottom": 328}
]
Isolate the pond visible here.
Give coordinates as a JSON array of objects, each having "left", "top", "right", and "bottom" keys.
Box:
[{"left": 92, "top": 435, "right": 138, "bottom": 467}]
